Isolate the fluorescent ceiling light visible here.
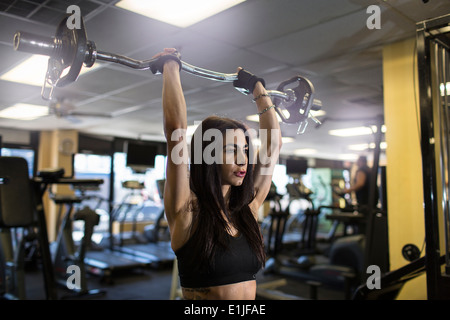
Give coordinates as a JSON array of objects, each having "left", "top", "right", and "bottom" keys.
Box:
[
  {"left": 329, "top": 125, "right": 386, "bottom": 137},
  {"left": 0, "top": 55, "right": 100, "bottom": 87},
  {"left": 0, "top": 103, "right": 49, "bottom": 120},
  {"left": 282, "top": 137, "right": 295, "bottom": 144},
  {"left": 294, "top": 148, "right": 317, "bottom": 156},
  {"left": 348, "top": 142, "right": 387, "bottom": 151},
  {"left": 116, "top": 0, "right": 246, "bottom": 28},
  {"left": 329, "top": 126, "right": 373, "bottom": 137},
  {"left": 0, "top": 55, "right": 48, "bottom": 86}
]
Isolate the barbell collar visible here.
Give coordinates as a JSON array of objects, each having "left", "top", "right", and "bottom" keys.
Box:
[
  {"left": 13, "top": 31, "right": 60, "bottom": 58},
  {"left": 84, "top": 41, "right": 97, "bottom": 68}
]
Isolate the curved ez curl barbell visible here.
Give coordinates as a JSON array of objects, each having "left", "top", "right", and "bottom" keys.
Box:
[{"left": 13, "top": 16, "right": 322, "bottom": 134}]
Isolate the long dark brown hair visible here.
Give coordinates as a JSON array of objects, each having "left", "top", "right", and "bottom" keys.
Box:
[{"left": 188, "top": 116, "right": 265, "bottom": 271}]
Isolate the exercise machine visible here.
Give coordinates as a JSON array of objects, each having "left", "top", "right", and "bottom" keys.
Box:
[
  {"left": 323, "top": 188, "right": 366, "bottom": 242},
  {"left": 0, "top": 218, "right": 35, "bottom": 300},
  {"left": 47, "top": 175, "right": 106, "bottom": 298},
  {"left": 112, "top": 179, "right": 175, "bottom": 269},
  {"left": 39, "top": 168, "right": 152, "bottom": 286},
  {"left": 12, "top": 15, "right": 322, "bottom": 134},
  {"left": 82, "top": 197, "right": 154, "bottom": 283},
  {"left": 261, "top": 118, "right": 387, "bottom": 299},
  {"left": 286, "top": 182, "right": 323, "bottom": 266},
  {"left": 102, "top": 180, "right": 148, "bottom": 247},
  {"left": 264, "top": 181, "right": 332, "bottom": 270},
  {"left": 259, "top": 182, "right": 360, "bottom": 299},
  {"left": 263, "top": 202, "right": 364, "bottom": 299},
  {"left": 0, "top": 157, "right": 59, "bottom": 299},
  {"left": 353, "top": 253, "right": 446, "bottom": 300},
  {"left": 416, "top": 14, "right": 450, "bottom": 299}
]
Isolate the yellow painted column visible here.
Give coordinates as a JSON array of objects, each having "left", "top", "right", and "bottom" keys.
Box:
[
  {"left": 382, "top": 38, "right": 426, "bottom": 299},
  {"left": 37, "top": 130, "right": 78, "bottom": 242}
]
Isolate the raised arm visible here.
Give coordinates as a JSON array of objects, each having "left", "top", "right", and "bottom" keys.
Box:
[
  {"left": 155, "top": 49, "right": 191, "bottom": 231},
  {"left": 233, "top": 69, "right": 282, "bottom": 213}
]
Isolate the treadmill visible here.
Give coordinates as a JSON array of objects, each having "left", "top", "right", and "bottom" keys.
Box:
[
  {"left": 112, "top": 180, "right": 175, "bottom": 268},
  {"left": 84, "top": 248, "right": 152, "bottom": 281},
  {"left": 53, "top": 177, "right": 155, "bottom": 282},
  {"left": 115, "top": 206, "right": 175, "bottom": 268}
]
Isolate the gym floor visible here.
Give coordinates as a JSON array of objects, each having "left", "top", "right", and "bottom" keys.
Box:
[
  {"left": 20, "top": 219, "right": 351, "bottom": 300},
  {"left": 25, "top": 264, "right": 174, "bottom": 300},
  {"left": 24, "top": 258, "right": 346, "bottom": 300}
]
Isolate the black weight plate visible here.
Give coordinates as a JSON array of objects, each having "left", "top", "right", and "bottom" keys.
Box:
[{"left": 53, "top": 15, "right": 87, "bottom": 87}]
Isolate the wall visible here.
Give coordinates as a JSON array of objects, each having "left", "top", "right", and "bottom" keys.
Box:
[
  {"left": 0, "top": 128, "right": 32, "bottom": 145},
  {"left": 38, "top": 129, "right": 78, "bottom": 241},
  {"left": 382, "top": 38, "right": 427, "bottom": 299}
]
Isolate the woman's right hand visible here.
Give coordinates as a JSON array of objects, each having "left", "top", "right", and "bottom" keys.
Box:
[
  {"left": 152, "top": 48, "right": 178, "bottom": 59},
  {"left": 151, "top": 48, "right": 182, "bottom": 74}
]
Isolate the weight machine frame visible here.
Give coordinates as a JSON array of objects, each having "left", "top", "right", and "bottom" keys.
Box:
[{"left": 416, "top": 13, "right": 450, "bottom": 299}]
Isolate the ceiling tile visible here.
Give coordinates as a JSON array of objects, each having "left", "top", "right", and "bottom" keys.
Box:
[
  {"left": 84, "top": 6, "right": 179, "bottom": 55},
  {"left": 67, "top": 66, "right": 150, "bottom": 94},
  {"left": 190, "top": 0, "right": 370, "bottom": 47},
  {"left": 0, "top": 80, "right": 42, "bottom": 107}
]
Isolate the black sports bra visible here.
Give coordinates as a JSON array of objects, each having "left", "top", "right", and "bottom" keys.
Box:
[{"left": 175, "top": 233, "right": 261, "bottom": 288}]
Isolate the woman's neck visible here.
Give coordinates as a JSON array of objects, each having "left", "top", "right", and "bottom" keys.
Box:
[{"left": 222, "top": 184, "right": 231, "bottom": 200}]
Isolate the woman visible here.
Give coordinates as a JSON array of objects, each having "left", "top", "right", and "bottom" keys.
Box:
[{"left": 153, "top": 48, "right": 282, "bottom": 300}]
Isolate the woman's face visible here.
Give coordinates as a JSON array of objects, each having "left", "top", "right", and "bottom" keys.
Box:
[{"left": 220, "top": 129, "right": 248, "bottom": 187}]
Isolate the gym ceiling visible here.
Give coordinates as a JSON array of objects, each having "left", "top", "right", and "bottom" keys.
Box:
[{"left": 0, "top": 0, "right": 449, "bottom": 161}]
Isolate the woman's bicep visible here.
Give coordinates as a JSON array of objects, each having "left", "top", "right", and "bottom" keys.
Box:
[
  {"left": 249, "top": 153, "right": 279, "bottom": 216},
  {"left": 163, "top": 138, "right": 190, "bottom": 225}
]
